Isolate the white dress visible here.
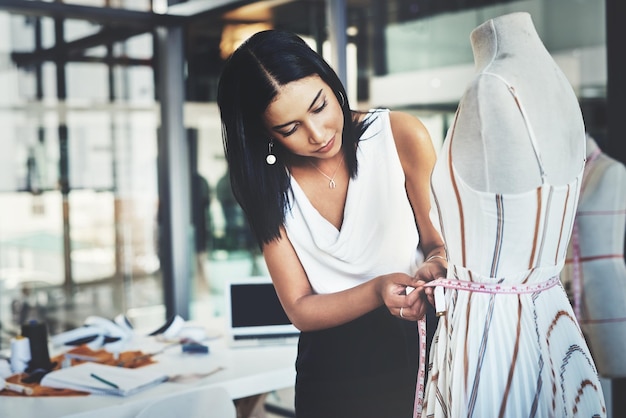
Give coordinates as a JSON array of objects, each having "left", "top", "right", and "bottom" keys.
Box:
[{"left": 423, "top": 75, "right": 606, "bottom": 417}]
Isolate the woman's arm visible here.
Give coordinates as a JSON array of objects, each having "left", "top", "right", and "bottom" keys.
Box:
[
  {"left": 390, "top": 111, "right": 447, "bottom": 306},
  {"left": 263, "top": 227, "right": 418, "bottom": 331}
]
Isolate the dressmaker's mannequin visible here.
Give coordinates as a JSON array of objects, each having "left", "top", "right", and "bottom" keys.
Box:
[
  {"left": 423, "top": 12, "right": 605, "bottom": 417},
  {"left": 561, "top": 135, "right": 626, "bottom": 377},
  {"left": 452, "top": 12, "right": 585, "bottom": 192}
]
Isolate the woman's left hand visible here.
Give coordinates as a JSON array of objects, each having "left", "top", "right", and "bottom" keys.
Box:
[{"left": 414, "top": 256, "right": 447, "bottom": 306}]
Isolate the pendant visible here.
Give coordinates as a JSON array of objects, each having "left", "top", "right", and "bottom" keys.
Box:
[{"left": 329, "top": 179, "right": 336, "bottom": 189}]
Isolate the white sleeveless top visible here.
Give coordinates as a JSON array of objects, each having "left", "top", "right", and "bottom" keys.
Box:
[{"left": 284, "top": 109, "right": 420, "bottom": 294}]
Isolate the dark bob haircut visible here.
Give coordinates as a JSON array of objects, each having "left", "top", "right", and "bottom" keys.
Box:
[{"left": 217, "top": 30, "right": 371, "bottom": 247}]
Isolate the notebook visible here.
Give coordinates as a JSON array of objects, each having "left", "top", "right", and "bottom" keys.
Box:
[
  {"left": 225, "top": 276, "right": 300, "bottom": 347},
  {"left": 40, "top": 362, "right": 168, "bottom": 396}
]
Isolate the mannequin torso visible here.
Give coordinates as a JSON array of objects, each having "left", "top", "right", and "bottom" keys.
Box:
[
  {"left": 561, "top": 136, "right": 626, "bottom": 377},
  {"left": 451, "top": 12, "right": 585, "bottom": 192},
  {"left": 423, "top": 12, "right": 606, "bottom": 417}
]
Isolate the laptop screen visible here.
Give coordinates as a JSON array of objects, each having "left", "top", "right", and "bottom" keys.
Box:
[{"left": 225, "top": 277, "right": 299, "bottom": 345}]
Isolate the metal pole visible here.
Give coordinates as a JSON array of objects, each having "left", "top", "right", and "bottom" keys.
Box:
[
  {"left": 326, "top": 0, "right": 347, "bottom": 87},
  {"left": 156, "top": 24, "right": 192, "bottom": 319}
]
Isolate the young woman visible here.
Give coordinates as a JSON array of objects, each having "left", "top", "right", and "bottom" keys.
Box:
[{"left": 217, "top": 30, "right": 446, "bottom": 418}]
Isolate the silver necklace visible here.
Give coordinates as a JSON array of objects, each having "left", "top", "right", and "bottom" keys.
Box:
[{"left": 309, "top": 156, "right": 344, "bottom": 189}]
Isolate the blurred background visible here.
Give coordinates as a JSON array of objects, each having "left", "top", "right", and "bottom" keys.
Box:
[{"left": 0, "top": 0, "right": 621, "bottom": 346}]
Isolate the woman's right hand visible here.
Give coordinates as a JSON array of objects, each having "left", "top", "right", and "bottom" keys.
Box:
[{"left": 378, "top": 273, "right": 428, "bottom": 321}]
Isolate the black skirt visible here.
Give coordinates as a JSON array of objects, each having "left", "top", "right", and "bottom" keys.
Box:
[{"left": 294, "top": 305, "right": 436, "bottom": 418}]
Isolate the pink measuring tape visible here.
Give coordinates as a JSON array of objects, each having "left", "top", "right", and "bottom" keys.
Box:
[{"left": 412, "top": 275, "right": 561, "bottom": 417}]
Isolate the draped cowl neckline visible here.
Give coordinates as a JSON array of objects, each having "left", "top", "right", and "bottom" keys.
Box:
[{"left": 283, "top": 109, "right": 420, "bottom": 294}]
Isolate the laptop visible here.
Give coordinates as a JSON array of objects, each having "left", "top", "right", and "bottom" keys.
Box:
[{"left": 224, "top": 276, "right": 300, "bottom": 347}]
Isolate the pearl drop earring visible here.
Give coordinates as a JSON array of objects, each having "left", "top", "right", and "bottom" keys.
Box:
[{"left": 266, "top": 140, "right": 276, "bottom": 165}]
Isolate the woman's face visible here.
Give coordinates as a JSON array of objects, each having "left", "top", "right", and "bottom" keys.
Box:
[{"left": 263, "top": 75, "right": 344, "bottom": 160}]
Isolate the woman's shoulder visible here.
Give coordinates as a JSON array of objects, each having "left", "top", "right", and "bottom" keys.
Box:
[
  {"left": 388, "top": 110, "right": 431, "bottom": 148},
  {"left": 387, "top": 111, "right": 437, "bottom": 181},
  {"left": 357, "top": 109, "right": 430, "bottom": 149}
]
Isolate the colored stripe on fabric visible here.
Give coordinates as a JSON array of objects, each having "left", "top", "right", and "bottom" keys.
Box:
[
  {"left": 447, "top": 112, "right": 466, "bottom": 266},
  {"left": 536, "top": 187, "right": 553, "bottom": 267},
  {"left": 555, "top": 184, "right": 571, "bottom": 265},
  {"left": 467, "top": 288, "right": 498, "bottom": 417},
  {"left": 490, "top": 194, "right": 504, "bottom": 277},
  {"left": 498, "top": 298, "right": 523, "bottom": 418},
  {"left": 529, "top": 187, "right": 542, "bottom": 269}
]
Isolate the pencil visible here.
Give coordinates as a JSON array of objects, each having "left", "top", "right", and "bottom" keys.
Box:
[{"left": 89, "top": 373, "right": 119, "bottom": 389}]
